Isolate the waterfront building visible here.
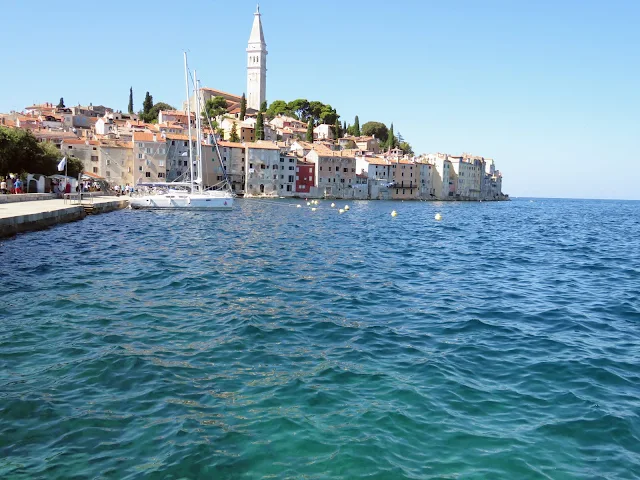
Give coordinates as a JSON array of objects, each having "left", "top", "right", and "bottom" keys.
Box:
[
  {"left": 132, "top": 132, "right": 168, "bottom": 183},
  {"left": 390, "top": 160, "right": 419, "bottom": 200},
  {"left": 305, "top": 148, "right": 356, "bottom": 198},
  {"left": 165, "top": 134, "right": 193, "bottom": 181},
  {"left": 217, "top": 141, "right": 246, "bottom": 194},
  {"left": 246, "top": 5, "right": 267, "bottom": 111},
  {"left": 416, "top": 159, "right": 435, "bottom": 199},
  {"left": 276, "top": 153, "right": 298, "bottom": 196},
  {"left": 99, "top": 142, "right": 134, "bottom": 186},
  {"left": 295, "top": 159, "right": 316, "bottom": 197},
  {"left": 244, "top": 141, "right": 280, "bottom": 196}
]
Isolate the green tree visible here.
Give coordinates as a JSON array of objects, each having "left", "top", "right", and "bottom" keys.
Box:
[
  {"left": 128, "top": 87, "right": 134, "bottom": 114},
  {"left": 66, "top": 156, "right": 85, "bottom": 178},
  {"left": 240, "top": 93, "right": 246, "bottom": 120},
  {"left": 142, "top": 92, "right": 153, "bottom": 117},
  {"left": 260, "top": 100, "right": 267, "bottom": 113},
  {"left": 204, "top": 96, "right": 228, "bottom": 120},
  {"left": 387, "top": 123, "right": 395, "bottom": 150},
  {"left": 265, "top": 100, "right": 290, "bottom": 118},
  {"left": 143, "top": 102, "right": 175, "bottom": 124},
  {"left": 334, "top": 118, "right": 342, "bottom": 139},
  {"left": 361, "top": 121, "right": 388, "bottom": 142},
  {"left": 354, "top": 115, "right": 360, "bottom": 137},
  {"left": 0, "top": 126, "right": 75, "bottom": 177},
  {"left": 399, "top": 141, "right": 414, "bottom": 155},
  {"left": 343, "top": 121, "right": 347, "bottom": 132},
  {"left": 288, "top": 99, "right": 310, "bottom": 120},
  {"left": 230, "top": 123, "right": 240, "bottom": 142},
  {"left": 57, "top": 98, "right": 65, "bottom": 108},
  {"left": 306, "top": 118, "right": 314, "bottom": 142},
  {"left": 255, "top": 112, "right": 265, "bottom": 140}
]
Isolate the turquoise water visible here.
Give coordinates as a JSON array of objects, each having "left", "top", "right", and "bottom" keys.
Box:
[{"left": 1, "top": 198, "right": 639, "bottom": 479}]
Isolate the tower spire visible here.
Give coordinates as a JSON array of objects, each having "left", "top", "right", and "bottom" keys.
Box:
[{"left": 247, "top": 5, "right": 267, "bottom": 111}]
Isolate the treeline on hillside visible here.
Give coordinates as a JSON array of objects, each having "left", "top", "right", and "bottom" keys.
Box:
[
  {"left": 264, "top": 100, "right": 413, "bottom": 154},
  {"left": 0, "top": 126, "right": 83, "bottom": 177}
]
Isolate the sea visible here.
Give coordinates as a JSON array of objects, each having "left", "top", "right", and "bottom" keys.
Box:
[{"left": 1, "top": 198, "right": 639, "bottom": 479}]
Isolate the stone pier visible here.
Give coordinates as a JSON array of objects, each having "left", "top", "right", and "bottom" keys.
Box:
[{"left": 0, "top": 196, "right": 129, "bottom": 239}]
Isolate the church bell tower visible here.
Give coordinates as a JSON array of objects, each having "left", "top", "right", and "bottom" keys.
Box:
[{"left": 247, "top": 5, "right": 267, "bottom": 112}]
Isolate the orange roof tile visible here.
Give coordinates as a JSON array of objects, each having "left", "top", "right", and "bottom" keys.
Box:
[
  {"left": 218, "top": 140, "right": 245, "bottom": 149},
  {"left": 245, "top": 141, "right": 280, "bottom": 150},
  {"left": 133, "top": 132, "right": 159, "bottom": 142}
]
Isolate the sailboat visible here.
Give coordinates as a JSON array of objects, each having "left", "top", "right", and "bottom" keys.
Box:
[{"left": 130, "top": 53, "right": 234, "bottom": 210}]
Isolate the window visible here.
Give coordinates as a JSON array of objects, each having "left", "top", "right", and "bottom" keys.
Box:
[
  {"left": 287, "top": 185, "right": 292, "bottom": 191},
  {"left": 289, "top": 166, "right": 294, "bottom": 170},
  {"left": 138, "top": 154, "right": 143, "bottom": 159},
  {"left": 328, "top": 166, "right": 332, "bottom": 171},
  {"left": 68, "top": 146, "right": 72, "bottom": 149},
  {"left": 158, "top": 172, "right": 165, "bottom": 178},
  {"left": 343, "top": 168, "right": 348, "bottom": 173},
  {"left": 184, "top": 141, "right": 188, "bottom": 147},
  {"left": 171, "top": 140, "right": 175, "bottom": 145},
  {"left": 296, "top": 167, "right": 300, "bottom": 172},
  {"left": 138, "top": 143, "right": 143, "bottom": 147},
  {"left": 319, "top": 166, "right": 323, "bottom": 171},
  {"left": 280, "top": 175, "right": 284, "bottom": 179},
  {"left": 139, "top": 166, "right": 143, "bottom": 171},
  {"left": 91, "top": 155, "right": 98, "bottom": 162},
  {"left": 289, "top": 158, "right": 294, "bottom": 163},
  {"left": 146, "top": 172, "right": 151, "bottom": 178},
  {"left": 280, "top": 158, "right": 284, "bottom": 162},
  {"left": 273, "top": 175, "right": 277, "bottom": 180},
  {"left": 184, "top": 161, "right": 188, "bottom": 166},
  {"left": 159, "top": 160, "right": 165, "bottom": 167},
  {"left": 249, "top": 163, "right": 253, "bottom": 168},
  {"left": 92, "top": 167, "right": 98, "bottom": 173},
  {"left": 288, "top": 175, "right": 294, "bottom": 182}
]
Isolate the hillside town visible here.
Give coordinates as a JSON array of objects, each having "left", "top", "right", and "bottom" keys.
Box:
[{"left": 0, "top": 6, "right": 506, "bottom": 202}]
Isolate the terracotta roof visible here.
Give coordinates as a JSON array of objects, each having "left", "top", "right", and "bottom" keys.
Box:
[
  {"left": 62, "top": 139, "right": 100, "bottom": 145},
  {"left": 245, "top": 141, "right": 280, "bottom": 150},
  {"left": 165, "top": 133, "right": 191, "bottom": 141},
  {"left": 200, "top": 87, "right": 242, "bottom": 100},
  {"left": 133, "top": 132, "right": 159, "bottom": 142},
  {"left": 218, "top": 140, "right": 245, "bottom": 148}
]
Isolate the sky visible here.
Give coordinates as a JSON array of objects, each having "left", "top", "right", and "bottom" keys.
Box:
[{"left": 1, "top": 0, "right": 639, "bottom": 199}]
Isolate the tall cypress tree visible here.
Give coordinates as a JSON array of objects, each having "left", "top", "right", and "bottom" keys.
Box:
[
  {"left": 128, "top": 87, "right": 134, "bottom": 114},
  {"left": 240, "top": 93, "right": 247, "bottom": 120},
  {"left": 306, "top": 118, "right": 314, "bottom": 142},
  {"left": 143, "top": 92, "right": 153, "bottom": 115},
  {"left": 230, "top": 122, "right": 240, "bottom": 142},
  {"left": 260, "top": 100, "right": 267, "bottom": 113},
  {"left": 354, "top": 115, "right": 360, "bottom": 137},
  {"left": 57, "top": 97, "right": 65, "bottom": 108},
  {"left": 334, "top": 118, "right": 341, "bottom": 139},
  {"left": 343, "top": 121, "right": 347, "bottom": 132},
  {"left": 256, "top": 112, "right": 264, "bottom": 141},
  {"left": 387, "top": 123, "right": 395, "bottom": 150}
]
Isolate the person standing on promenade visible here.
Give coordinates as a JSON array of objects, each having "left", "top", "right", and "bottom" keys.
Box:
[
  {"left": 1, "top": 178, "right": 7, "bottom": 194},
  {"left": 14, "top": 178, "right": 22, "bottom": 194}
]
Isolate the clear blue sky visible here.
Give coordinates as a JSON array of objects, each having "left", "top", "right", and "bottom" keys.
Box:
[{"left": 2, "top": 0, "right": 639, "bottom": 199}]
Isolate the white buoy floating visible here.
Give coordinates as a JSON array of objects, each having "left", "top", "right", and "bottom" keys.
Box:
[
  {"left": 435, "top": 213, "right": 442, "bottom": 221},
  {"left": 307, "top": 202, "right": 311, "bottom": 206},
  {"left": 331, "top": 203, "right": 335, "bottom": 208},
  {"left": 344, "top": 205, "right": 350, "bottom": 211},
  {"left": 339, "top": 208, "right": 345, "bottom": 214},
  {"left": 311, "top": 207, "right": 317, "bottom": 212},
  {"left": 296, "top": 205, "right": 301, "bottom": 208},
  {"left": 391, "top": 210, "right": 398, "bottom": 217}
]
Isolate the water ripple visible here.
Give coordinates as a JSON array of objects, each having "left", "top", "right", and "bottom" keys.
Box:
[{"left": 1, "top": 198, "right": 639, "bottom": 479}]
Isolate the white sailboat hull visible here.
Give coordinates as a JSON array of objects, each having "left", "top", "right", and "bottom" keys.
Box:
[{"left": 130, "top": 192, "right": 233, "bottom": 210}]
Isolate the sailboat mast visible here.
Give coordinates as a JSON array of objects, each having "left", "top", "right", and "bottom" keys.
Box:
[
  {"left": 194, "top": 69, "right": 204, "bottom": 193},
  {"left": 184, "top": 52, "right": 195, "bottom": 192}
]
